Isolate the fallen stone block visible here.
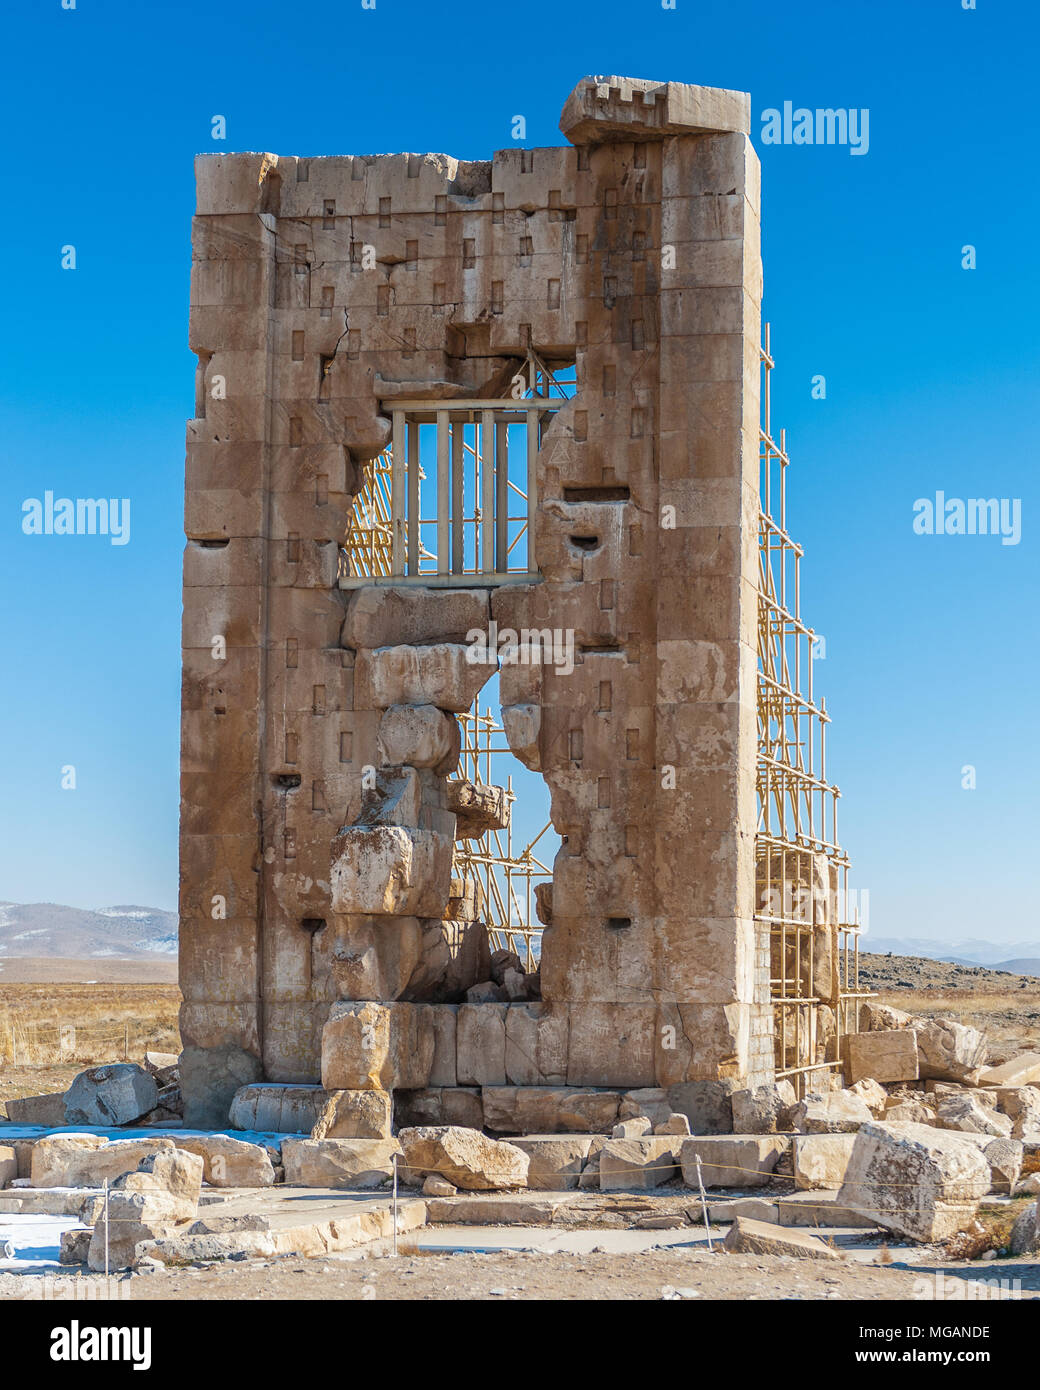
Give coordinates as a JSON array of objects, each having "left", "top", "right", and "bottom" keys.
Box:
[
  {"left": 981, "top": 1138, "right": 1022, "bottom": 1195},
  {"left": 0, "top": 1146, "right": 16, "bottom": 1189},
  {"left": 619, "top": 1088, "right": 674, "bottom": 1128},
  {"left": 29, "top": 1134, "right": 108, "bottom": 1187},
  {"left": 883, "top": 1098, "right": 936, "bottom": 1125},
  {"left": 978, "top": 1053, "right": 1040, "bottom": 1088},
  {"left": 792, "top": 1090, "right": 873, "bottom": 1134},
  {"left": 848, "top": 1078, "right": 888, "bottom": 1117},
  {"left": 680, "top": 1135, "right": 789, "bottom": 1188},
  {"left": 187, "top": 1214, "right": 271, "bottom": 1235},
  {"left": 837, "top": 1121, "right": 991, "bottom": 1242},
  {"left": 913, "top": 1018, "right": 988, "bottom": 1084},
  {"left": 173, "top": 1134, "right": 276, "bottom": 1187},
  {"left": 793, "top": 1134, "right": 857, "bottom": 1191},
  {"left": 706, "top": 1195, "right": 778, "bottom": 1224},
  {"left": 398, "top": 1126, "right": 529, "bottom": 1191},
  {"left": 612, "top": 1118, "right": 652, "bottom": 1138},
  {"left": 598, "top": 1137, "right": 680, "bottom": 1191},
  {"left": 281, "top": 1138, "right": 402, "bottom": 1189},
  {"left": 722, "top": 1215, "right": 844, "bottom": 1260},
  {"left": 88, "top": 1150, "right": 204, "bottom": 1271},
  {"left": 37, "top": 1137, "right": 181, "bottom": 1190},
  {"left": 59, "top": 1228, "right": 92, "bottom": 1264},
  {"left": 311, "top": 1088, "right": 393, "bottom": 1140},
  {"left": 731, "top": 1081, "right": 797, "bottom": 1134},
  {"left": 936, "top": 1094, "right": 1014, "bottom": 1138},
  {"left": 508, "top": 1136, "right": 594, "bottom": 1191},
  {"left": 1008, "top": 1201, "right": 1039, "bottom": 1255},
  {"left": 775, "top": 1191, "right": 879, "bottom": 1229},
  {"left": 424, "top": 1194, "right": 566, "bottom": 1225},
  {"left": 394, "top": 1086, "right": 484, "bottom": 1131},
  {"left": 422, "top": 1175, "right": 457, "bottom": 1197},
  {"left": 4, "top": 1091, "right": 68, "bottom": 1126},
  {"left": 843, "top": 1029, "right": 919, "bottom": 1085},
  {"left": 655, "top": 1113, "right": 692, "bottom": 1136},
  {"left": 65, "top": 1064, "right": 158, "bottom": 1127},
  {"left": 861, "top": 1003, "right": 912, "bottom": 1031},
  {"left": 321, "top": 1000, "right": 434, "bottom": 1091}
]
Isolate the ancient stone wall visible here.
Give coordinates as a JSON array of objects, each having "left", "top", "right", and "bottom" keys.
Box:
[{"left": 179, "top": 76, "right": 768, "bottom": 1129}]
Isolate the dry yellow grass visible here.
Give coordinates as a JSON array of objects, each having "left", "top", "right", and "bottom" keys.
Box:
[{"left": 0, "top": 982, "right": 180, "bottom": 1069}]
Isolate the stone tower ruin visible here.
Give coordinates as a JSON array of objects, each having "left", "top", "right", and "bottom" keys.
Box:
[{"left": 179, "top": 76, "right": 782, "bottom": 1133}]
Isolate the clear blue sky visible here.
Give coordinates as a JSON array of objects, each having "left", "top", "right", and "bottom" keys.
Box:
[{"left": 0, "top": 0, "right": 1035, "bottom": 946}]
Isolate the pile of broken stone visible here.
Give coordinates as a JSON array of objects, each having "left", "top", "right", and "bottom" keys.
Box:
[{"left": 2, "top": 1006, "right": 1038, "bottom": 1272}]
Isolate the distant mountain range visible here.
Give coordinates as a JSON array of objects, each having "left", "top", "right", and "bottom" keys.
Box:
[
  {"left": 860, "top": 936, "right": 1040, "bottom": 977},
  {"left": 0, "top": 902, "right": 177, "bottom": 960}
]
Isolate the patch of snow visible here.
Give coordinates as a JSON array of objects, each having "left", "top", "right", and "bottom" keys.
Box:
[
  {"left": 0, "top": 1214, "right": 83, "bottom": 1270},
  {"left": 10, "top": 930, "right": 50, "bottom": 941}
]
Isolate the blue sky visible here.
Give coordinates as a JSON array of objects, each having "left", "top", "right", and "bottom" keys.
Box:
[{"left": 0, "top": 0, "right": 1035, "bottom": 945}]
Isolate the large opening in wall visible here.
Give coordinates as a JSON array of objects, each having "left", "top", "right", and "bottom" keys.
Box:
[{"left": 453, "top": 672, "right": 560, "bottom": 979}]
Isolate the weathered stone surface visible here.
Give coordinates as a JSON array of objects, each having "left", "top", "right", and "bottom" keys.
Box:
[
  {"left": 722, "top": 1215, "right": 844, "bottom": 1260},
  {"left": 0, "top": 1146, "right": 17, "bottom": 1189},
  {"left": 34, "top": 1137, "right": 178, "bottom": 1190},
  {"left": 422, "top": 1174, "right": 457, "bottom": 1197},
  {"left": 65, "top": 1064, "right": 158, "bottom": 1127},
  {"left": 884, "top": 1099, "right": 936, "bottom": 1125},
  {"left": 358, "top": 643, "right": 495, "bottom": 713},
  {"left": 446, "top": 779, "right": 510, "bottom": 838},
  {"left": 665, "top": 1081, "right": 740, "bottom": 1136},
  {"left": 29, "top": 1134, "right": 107, "bottom": 1188},
  {"left": 456, "top": 1003, "right": 507, "bottom": 1086},
  {"left": 330, "top": 826, "right": 453, "bottom": 917},
  {"left": 680, "top": 1135, "right": 789, "bottom": 1188},
  {"left": 311, "top": 1088, "right": 393, "bottom": 1140},
  {"left": 848, "top": 1078, "right": 888, "bottom": 1117},
  {"left": 4, "top": 1091, "right": 67, "bottom": 1126},
  {"left": 1008, "top": 1201, "right": 1039, "bottom": 1255},
  {"left": 341, "top": 586, "right": 489, "bottom": 650},
  {"left": 837, "top": 1122, "right": 991, "bottom": 1242},
  {"left": 482, "top": 1087, "right": 621, "bottom": 1134},
  {"left": 88, "top": 1150, "right": 204, "bottom": 1271},
  {"left": 394, "top": 1086, "right": 483, "bottom": 1131},
  {"left": 599, "top": 1137, "right": 680, "bottom": 1190},
  {"left": 229, "top": 1083, "right": 326, "bottom": 1133},
  {"left": 280, "top": 1138, "right": 401, "bottom": 1189},
  {"left": 913, "top": 1018, "right": 988, "bottom": 1084},
  {"left": 843, "top": 1029, "right": 919, "bottom": 1085},
  {"left": 978, "top": 1053, "right": 1040, "bottom": 1088},
  {"left": 329, "top": 914, "right": 423, "bottom": 1001},
  {"left": 791, "top": 1090, "right": 872, "bottom": 1134},
  {"left": 981, "top": 1138, "right": 1022, "bottom": 1195},
  {"left": 403, "top": 922, "right": 491, "bottom": 1004},
  {"left": 861, "top": 1003, "right": 912, "bottom": 1031},
  {"left": 793, "top": 1134, "right": 857, "bottom": 1191},
  {"left": 504, "top": 1003, "right": 568, "bottom": 1086},
  {"left": 173, "top": 1135, "right": 276, "bottom": 1186},
  {"left": 508, "top": 1136, "right": 594, "bottom": 1191},
  {"left": 731, "top": 1081, "right": 797, "bottom": 1134},
  {"left": 398, "top": 1126, "right": 529, "bottom": 1191},
  {"left": 936, "top": 1094, "right": 1014, "bottom": 1138},
  {"left": 500, "top": 704, "right": 541, "bottom": 771},
  {"left": 60, "top": 1228, "right": 92, "bottom": 1265},
  {"left": 619, "top": 1088, "right": 673, "bottom": 1128},
  {"left": 377, "top": 704, "right": 460, "bottom": 771},
  {"left": 321, "top": 1000, "right": 434, "bottom": 1091},
  {"left": 612, "top": 1118, "right": 652, "bottom": 1138},
  {"left": 655, "top": 1113, "right": 692, "bottom": 1136},
  {"left": 560, "top": 75, "right": 751, "bottom": 145}
]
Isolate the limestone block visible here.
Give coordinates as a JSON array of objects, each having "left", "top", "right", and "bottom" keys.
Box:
[
  {"left": 394, "top": 1087, "right": 484, "bottom": 1131},
  {"left": 731, "top": 1081, "right": 798, "bottom": 1134},
  {"left": 402, "top": 921, "right": 491, "bottom": 1004},
  {"left": 281, "top": 1138, "right": 401, "bottom": 1189},
  {"left": 423, "top": 1175, "right": 457, "bottom": 1197},
  {"left": 559, "top": 76, "right": 751, "bottom": 144},
  {"left": 88, "top": 1149, "right": 205, "bottom": 1271},
  {"left": 501, "top": 704, "right": 541, "bottom": 771},
  {"left": 329, "top": 914, "right": 423, "bottom": 1001},
  {"left": 884, "top": 1099, "right": 936, "bottom": 1125},
  {"left": 565, "top": 1004, "right": 656, "bottom": 1088},
  {"left": 504, "top": 1003, "right": 568, "bottom": 1086},
  {"left": 482, "top": 1087, "right": 620, "bottom": 1135},
  {"left": 358, "top": 643, "right": 495, "bottom": 713},
  {"left": 936, "top": 1094, "right": 1013, "bottom": 1138},
  {"left": 722, "top": 1215, "right": 844, "bottom": 1261},
  {"left": 377, "top": 704, "right": 460, "bottom": 770},
  {"left": 29, "top": 1134, "right": 107, "bottom": 1188},
  {"left": 64, "top": 1064, "right": 159, "bottom": 1127},
  {"left": 981, "top": 1138, "right": 1023, "bottom": 1195},
  {"left": 848, "top": 1078, "right": 888, "bottom": 1117},
  {"left": 321, "top": 1000, "right": 434, "bottom": 1091},
  {"left": 666, "top": 1080, "right": 740, "bottom": 1136},
  {"left": 613, "top": 1118, "right": 653, "bottom": 1138},
  {"left": 310, "top": 1089, "right": 393, "bottom": 1140},
  {"left": 619, "top": 1089, "right": 673, "bottom": 1127},
  {"left": 4, "top": 1092, "right": 67, "bottom": 1126},
  {"left": 598, "top": 1137, "right": 680, "bottom": 1191},
  {"left": 837, "top": 1122, "right": 991, "bottom": 1242},
  {"left": 228, "top": 1083, "right": 327, "bottom": 1133},
  {"left": 655, "top": 1113, "right": 692, "bottom": 1136},
  {"left": 861, "top": 1002, "right": 913, "bottom": 1031},
  {"left": 457, "top": 1003, "right": 508, "bottom": 1086},
  {"left": 34, "top": 1138, "right": 179, "bottom": 1190},
  {"left": 992, "top": 1087, "right": 1040, "bottom": 1134},
  {"left": 341, "top": 585, "right": 490, "bottom": 649},
  {"left": 427, "top": 1006, "right": 458, "bottom": 1088},
  {"left": 174, "top": 1134, "right": 276, "bottom": 1186},
  {"left": 913, "top": 1018, "right": 988, "bottom": 1084},
  {"left": 59, "top": 1229, "right": 91, "bottom": 1265},
  {"left": 791, "top": 1090, "right": 872, "bottom": 1134},
  {"left": 843, "top": 1029, "right": 919, "bottom": 1085},
  {"left": 330, "top": 825, "right": 453, "bottom": 917},
  {"left": 978, "top": 1053, "right": 1040, "bottom": 1088},
  {"left": 680, "top": 1135, "right": 789, "bottom": 1188},
  {"left": 0, "top": 1146, "right": 15, "bottom": 1189},
  {"left": 398, "top": 1126, "right": 529, "bottom": 1191},
  {"left": 508, "top": 1136, "right": 594, "bottom": 1191},
  {"left": 793, "top": 1134, "right": 857, "bottom": 1191},
  {"left": 446, "top": 779, "right": 510, "bottom": 838}
]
